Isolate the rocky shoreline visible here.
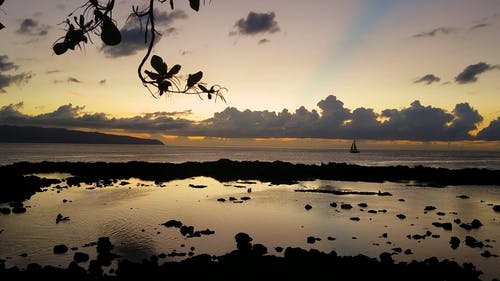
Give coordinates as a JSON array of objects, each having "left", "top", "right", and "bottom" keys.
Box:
[
  {"left": 1, "top": 159, "right": 500, "bottom": 204},
  {"left": 1, "top": 160, "right": 499, "bottom": 280},
  {"left": 0, "top": 232, "right": 485, "bottom": 281}
]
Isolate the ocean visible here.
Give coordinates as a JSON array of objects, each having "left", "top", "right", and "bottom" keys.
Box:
[
  {"left": 0, "top": 143, "right": 499, "bottom": 280},
  {"left": 0, "top": 143, "right": 499, "bottom": 170}
]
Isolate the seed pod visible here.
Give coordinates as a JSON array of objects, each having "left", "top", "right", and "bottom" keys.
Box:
[
  {"left": 53, "top": 42, "right": 68, "bottom": 55},
  {"left": 101, "top": 18, "right": 121, "bottom": 46}
]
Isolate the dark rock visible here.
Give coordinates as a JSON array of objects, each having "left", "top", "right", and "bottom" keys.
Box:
[
  {"left": 304, "top": 204, "right": 312, "bottom": 210},
  {"left": 368, "top": 210, "right": 377, "bottom": 214},
  {"left": 424, "top": 206, "right": 436, "bottom": 211},
  {"left": 431, "top": 234, "right": 440, "bottom": 238},
  {"left": 454, "top": 218, "right": 461, "bottom": 224},
  {"left": 460, "top": 219, "right": 483, "bottom": 230},
  {"left": 0, "top": 207, "right": 11, "bottom": 214},
  {"left": 252, "top": 244, "right": 268, "bottom": 256},
  {"left": 73, "top": 252, "right": 90, "bottom": 263},
  {"left": 329, "top": 202, "right": 337, "bottom": 207},
  {"left": 327, "top": 236, "right": 336, "bottom": 241},
  {"left": 189, "top": 184, "right": 207, "bottom": 188},
  {"left": 341, "top": 203, "right": 352, "bottom": 210},
  {"left": 493, "top": 205, "right": 500, "bottom": 212},
  {"left": 275, "top": 246, "right": 283, "bottom": 253},
  {"left": 217, "top": 198, "right": 226, "bottom": 202},
  {"left": 161, "top": 220, "right": 183, "bottom": 228},
  {"left": 240, "top": 196, "right": 251, "bottom": 201},
  {"left": 11, "top": 206, "right": 26, "bottom": 214},
  {"left": 307, "top": 236, "right": 316, "bottom": 244},
  {"left": 96, "top": 237, "right": 113, "bottom": 254},
  {"left": 412, "top": 234, "right": 425, "bottom": 240},
  {"left": 392, "top": 247, "right": 402, "bottom": 253},
  {"left": 180, "top": 225, "right": 194, "bottom": 236},
  {"left": 481, "top": 250, "right": 498, "bottom": 258},
  {"left": 350, "top": 217, "right": 360, "bottom": 221},
  {"left": 379, "top": 252, "right": 394, "bottom": 264},
  {"left": 465, "top": 236, "right": 484, "bottom": 248},
  {"left": 398, "top": 199, "right": 405, "bottom": 202},
  {"left": 53, "top": 244, "right": 68, "bottom": 254},
  {"left": 358, "top": 203, "right": 368, "bottom": 208},
  {"left": 432, "top": 222, "right": 452, "bottom": 231},
  {"left": 382, "top": 233, "right": 388, "bottom": 238},
  {"left": 450, "top": 236, "right": 460, "bottom": 250},
  {"left": 403, "top": 249, "right": 413, "bottom": 255},
  {"left": 56, "top": 213, "right": 70, "bottom": 223},
  {"left": 436, "top": 212, "right": 445, "bottom": 216},
  {"left": 456, "top": 194, "right": 470, "bottom": 199},
  {"left": 396, "top": 214, "right": 406, "bottom": 219},
  {"left": 228, "top": 197, "right": 237, "bottom": 201}
]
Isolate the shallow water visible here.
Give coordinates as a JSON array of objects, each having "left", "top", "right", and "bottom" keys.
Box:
[{"left": 0, "top": 176, "right": 499, "bottom": 280}]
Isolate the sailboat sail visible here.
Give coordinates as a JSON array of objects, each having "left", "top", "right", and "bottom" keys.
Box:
[{"left": 350, "top": 140, "right": 360, "bottom": 153}]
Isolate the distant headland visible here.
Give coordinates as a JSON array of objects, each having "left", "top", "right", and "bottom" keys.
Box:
[{"left": 0, "top": 125, "right": 163, "bottom": 145}]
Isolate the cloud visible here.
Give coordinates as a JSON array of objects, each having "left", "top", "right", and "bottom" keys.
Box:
[
  {"left": 455, "top": 62, "right": 498, "bottom": 84},
  {"left": 2, "top": 96, "right": 496, "bottom": 141},
  {"left": 412, "top": 27, "right": 455, "bottom": 38},
  {"left": 0, "top": 56, "right": 33, "bottom": 93},
  {"left": 17, "top": 18, "right": 50, "bottom": 36},
  {"left": 414, "top": 74, "right": 441, "bottom": 85},
  {"left": 477, "top": 118, "right": 500, "bottom": 140},
  {"left": 470, "top": 23, "right": 489, "bottom": 30},
  {"left": 67, "top": 77, "right": 82, "bottom": 83},
  {"left": 231, "top": 12, "right": 280, "bottom": 36},
  {"left": 102, "top": 10, "right": 187, "bottom": 58},
  {"left": 99, "top": 79, "right": 106, "bottom": 85},
  {"left": 258, "top": 38, "right": 270, "bottom": 45}
]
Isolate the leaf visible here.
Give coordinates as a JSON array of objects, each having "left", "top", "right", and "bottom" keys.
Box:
[
  {"left": 169, "top": 0, "right": 174, "bottom": 10},
  {"left": 101, "top": 18, "right": 121, "bottom": 46},
  {"left": 150, "top": 55, "right": 168, "bottom": 75},
  {"left": 145, "top": 70, "right": 160, "bottom": 80},
  {"left": 0, "top": 22, "right": 4, "bottom": 31},
  {"left": 207, "top": 93, "right": 212, "bottom": 100},
  {"left": 53, "top": 42, "right": 68, "bottom": 55},
  {"left": 167, "top": 64, "right": 181, "bottom": 77},
  {"left": 189, "top": 0, "right": 200, "bottom": 11},
  {"left": 187, "top": 71, "right": 203, "bottom": 88},
  {"left": 0, "top": 0, "right": 4, "bottom": 6},
  {"left": 198, "top": 84, "right": 208, "bottom": 92},
  {"left": 159, "top": 80, "right": 172, "bottom": 92}
]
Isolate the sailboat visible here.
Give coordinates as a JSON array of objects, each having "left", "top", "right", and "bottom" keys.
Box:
[{"left": 349, "top": 139, "right": 360, "bottom": 153}]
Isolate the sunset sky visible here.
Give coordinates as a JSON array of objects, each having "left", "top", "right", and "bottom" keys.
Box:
[{"left": 1, "top": 0, "right": 500, "bottom": 148}]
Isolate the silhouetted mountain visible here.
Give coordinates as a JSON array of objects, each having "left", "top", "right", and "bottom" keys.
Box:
[{"left": 0, "top": 125, "right": 163, "bottom": 145}]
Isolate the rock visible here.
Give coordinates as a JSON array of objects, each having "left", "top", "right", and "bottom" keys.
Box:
[
  {"left": 350, "top": 217, "right": 360, "bottom": 221},
  {"left": 432, "top": 222, "right": 452, "bottom": 231},
  {"left": 307, "top": 236, "right": 316, "bottom": 244},
  {"left": 404, "top": 249, "right": 413, "bottom": 255},
  {"left": 398, "top": 199, "right": 405, "bottom": 202},
  {"left": 327, "top": 236, "right": 336, "bottom": 241},
  {"left": 465, "top": 236, "right": 484, "bottom": 249},
  {"left": 252, "top": 244, "right": 268, "bottom": 256},
  {"left": 0, "top": 207, "right": 11, "bottom": 214},
  {"left": 481, "top": 250, "right": 498, "bottom": 258},
  {"left": 217, "top": 198, "right": 226, "bottom": 202},
  {"left": 456, "top": 194, "right": 470, "bottom": 199},
  {"left": 240, "top": 196, "right": 251, "bottom": 201},
  {"left": 460, "top": 219, "right": 483, "bottom": 230},
  {"left": 161, "top": 220, "right": 183, "bottom": 228},
  {"left": 340, "top": 203, "right": 352, "bottom": 210},
  {"left": 304, "top": 204, "right": 312, "bottom": 210},
  {"left": 392, "top": 247, "right": 402, "bottom": 253},
  {"left": 12, "top": 206, "right": 27, "bottom": 214},
  {"left": 436, "top": 212, "right": 446, "bottom": 216},
  {"left": 275, "top": 246, "right": 284, "bottom": 253},
  {"left": 396, "top": 214, "right": 406, "bottom": 219},
  {"left": 379, "top": 252, "right": 394, "bottom": 264},
  {"left": 454, "top": 218, "right": 461, "bottom": 224},
  {"left": 73, "top": 252, "right": 90, "bottom": 263},
  {"left": 96, "top": 237, "right": 114, "bottom": 254},
  {"left": 329, "top": 202, "right": 337, "bottom": 208},
  {"left": 53, "top": 244, "right": 68, "bottom": 254},
  {"left": 368, "top": 210, "right": 377, "bottom": 214},
  {"left": 228, "top": 197, "right": 237, "bottom": 201},
  {"left": 358, "top": 203, "right": 368, "bottom": 208},
  {"left": 189, "top": 184, "right": 207, "bottom": 188},
  {"left": 450, "top": 236, "right": 460, "bottom": 250},
  {"left": 56, "top": 213, "right": 70, "bottom": 224},
  {"left": 424, "top": 206, "right": 436, "bottom": 211},
  {"left": 493, "top": 205, "right": 500, "bottom": 212}
]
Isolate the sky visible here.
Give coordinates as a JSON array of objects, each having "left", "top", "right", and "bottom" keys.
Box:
[{"left": 1, "top": 0, "right": 500, "bottom": 148}]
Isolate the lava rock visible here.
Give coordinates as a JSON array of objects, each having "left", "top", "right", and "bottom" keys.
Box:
[{"left": 53, "top": 244, "right": 68, "bottom": 254}]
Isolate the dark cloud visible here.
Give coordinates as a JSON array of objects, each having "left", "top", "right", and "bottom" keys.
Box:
[
  {"left": 476, "top": 118, "right": 500, "bottom": 140},
  {"left": 67, "top": 77, "right": 82, "bottom": 83},
  {"left": 470, "top": 23, "right": 489, "bottom": 30},
  {"left": 455, "top": 62, "right": 498, "bottom": 84},
  {"left": 102, "top": 10, "right": 187, "bottom": 58},
  {"left": 258, "top": 38, "right": 270, "bottom": 45},
  {"left": 412, "top": 27, "right": 455, "bottom": 38},
  {"left": 414, "top": 74, "right": 441, "bottom": 85},
  {"left": 231, "top": 12, "right": 280, "bottom": 36},
  {"left": 2, "top": 96, "right": 496, "bottom": 141},
  {"left": 0, "top": 56, "right": 33, "bottom": 93},
  {"left": 17, "top": 18, "right": 50, "bottom": 36}
]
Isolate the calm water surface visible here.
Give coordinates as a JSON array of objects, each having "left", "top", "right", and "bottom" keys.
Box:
[{"left": 0, "top": 143, "right": 499, "bottom": 280}]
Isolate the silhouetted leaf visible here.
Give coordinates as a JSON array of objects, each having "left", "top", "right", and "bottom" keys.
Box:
[
  {"left": 167, "top": 64, "right": 181, "bottom": 77},
  {"left": 145, "top": 70, "right": 160, "bottom": 80},
  {"left": 151, "top": 55, "right": 168, "bottom": 75},
  {"left": 0, "top": 22, "right": 4, "bottom": 31},
  {"left": 189, "top": 0, "right": 200, "bottom": 11},
  {"left": 208, "top": 93, "right": 212, "bottom": 99},
  {"left": 159, "top": 80, "right": 172, "bottom": 92},
  {"left": 187, "top": 71, "right": 203, "bottom": 88},
  {"left": 198, "top": 84, "right": 208, "bottom": 92},
  {"left": 169, "top": 0, "right": 174, "bottom": 10},
  {"left": 53, "top": 42, "right": 68, "bottom": 55},
  {"left": 0, "top": 0, "right": 4, "bottom": 6},
  {"left": 101, "top": 18, "right": 121, "bottom": 46}
]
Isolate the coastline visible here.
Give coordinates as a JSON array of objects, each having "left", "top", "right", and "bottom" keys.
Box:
[{"left": 1, "top": 160, "right": 499, "bottom": 281}]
